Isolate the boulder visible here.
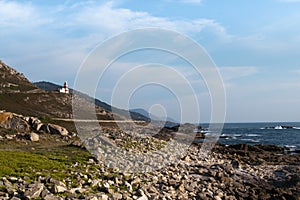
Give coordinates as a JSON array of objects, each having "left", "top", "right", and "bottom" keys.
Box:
[
  {"left": 30, "top": 118, "right": 43, "bottom": 131},
  {"left": 48, "top": 124, "right": 69, "bottom": 136},
  {"left": 0, "top": 112, "right": 13, "bottom": 128},
  {"left": 10, "top": 115, "right": 31, "bottom": 132},
  {"left": 40, "top": 124, "right": 50, "bottom": 133},
  {"left": 99, "top": 194, "right": 109, "bottom": 200},
  {"left": 29, "top": 132, "right": 39, "bottom": 142},
  {"left": 231, "top": 160, "right": 240, "bottom": 169},
  {"left": 24, "top": 183, "right": 44, "bottom": 199},
  {"left": 44, "top": 194, "right": 61, "bottom": 200},
  {"left": 53, "top": 185, "right": 67, "bottom": 194}
]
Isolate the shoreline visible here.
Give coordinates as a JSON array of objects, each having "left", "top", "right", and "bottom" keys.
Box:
[
  {"left": 0, "top": 139, "right": 299, "bottom": 199},
  {"left": 0, "top": 115, "right": 299, "bottom": 199}
]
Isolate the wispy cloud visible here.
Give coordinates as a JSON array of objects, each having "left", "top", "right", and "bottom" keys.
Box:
[
  {"left": 0, "top": 1, "right": 35, "bottom": 26},
  {"left": 0, "top": 0, "right": 232, "bottom": 83},
  {"left": 72, "top": 2, "right": 226, "bottom": 36},
  {"left": 219, "top": 66, "right": 258, "bottom": 81}
]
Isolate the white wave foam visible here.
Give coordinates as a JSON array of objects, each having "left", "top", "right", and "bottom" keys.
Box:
[
  {"left": 247, "top": 134, "right": 259, "bottom": 137},
  {"left": 240, "top": 139, "right": 260, "bottom": 143},
  {"left": 275, "top": 126, "right": 285, "bottom": 129},
  {"left": 233, "top": 134, "right": 242, "bottom": 137}
]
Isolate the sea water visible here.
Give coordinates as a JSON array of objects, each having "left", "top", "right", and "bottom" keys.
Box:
[{"left": 198, "top": 122, "right": 300, "bottom": 152}]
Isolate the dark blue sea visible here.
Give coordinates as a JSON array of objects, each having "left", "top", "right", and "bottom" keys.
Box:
[{"left": 198, "top": 122, "right": 300, "bottom": 152}]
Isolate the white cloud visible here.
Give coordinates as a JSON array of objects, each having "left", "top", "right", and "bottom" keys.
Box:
[
  {"left": 219, "top": 66, "right": 258, "bottom": 81},
  {"left": 0, "top": 1, "right": 50, "bottom": 27},
  {"left": 0, "top": 1, "right": 231, "bottom": 43},
  {"left": 71, "top": 1, "right": 228, "bottom": 38},
  {"left": 0, "top": 1, "right": 33, "bottom": 25},
  {"left": 0, "top": 0, "right": 232, "bottom": 81}
]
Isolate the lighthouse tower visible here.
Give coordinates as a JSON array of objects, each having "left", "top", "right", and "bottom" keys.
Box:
[
  {"left": 64, "top": 81, "right": 69, "bottom": 94},
  {"left": 59, "top": 81, "right": 69, "bottom": 94}
]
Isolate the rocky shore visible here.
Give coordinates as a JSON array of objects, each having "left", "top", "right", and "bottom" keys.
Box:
[
  {"left": 0, "top": 113, "right": 299, "bottom": 200},
  {"left": 0, "top": 142, "right": 299, "bottom": 200}
]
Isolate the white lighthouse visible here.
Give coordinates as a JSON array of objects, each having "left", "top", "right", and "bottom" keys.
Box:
[{"left": 59, "top": 81, "right": 69, "bottom": 94}]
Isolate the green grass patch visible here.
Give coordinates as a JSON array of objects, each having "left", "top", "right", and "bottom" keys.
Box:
[{"left": 0, "top": 145, "right": 92, "bottom": 181}]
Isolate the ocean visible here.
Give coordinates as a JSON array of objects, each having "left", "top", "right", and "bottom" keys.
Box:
[{"left": 198, "top": 122, "right": 300, "bottom": 152}]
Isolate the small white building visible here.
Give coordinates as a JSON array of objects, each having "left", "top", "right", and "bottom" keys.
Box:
[{"left": 59, "top": 81, "right": 69, "bottom": 94}]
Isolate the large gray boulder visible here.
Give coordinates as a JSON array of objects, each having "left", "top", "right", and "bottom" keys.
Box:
[
  {"left": 48, "top": 124, "right": 69, "bottom": 136},
  {"left": 0, "top": 112, "right": 31, "bottom": 132}
]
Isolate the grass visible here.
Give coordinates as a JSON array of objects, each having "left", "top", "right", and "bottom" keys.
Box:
[{"left": 0, "top": 144, "right": 92, "bottom": 181}]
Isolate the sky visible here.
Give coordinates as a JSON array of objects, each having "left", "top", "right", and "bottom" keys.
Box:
[{"left": 0, "top": 0, "right": 300, "bottom": 123}]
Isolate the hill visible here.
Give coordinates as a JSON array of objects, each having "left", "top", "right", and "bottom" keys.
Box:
[
  {"left": 0, "top": 60, "right": 149, "bottom": 122},
  {"left": 34, "top": 81, "right": 150, "bottom": 122},
  {"left": 0, "top": 60, "right": 40, "bottom": 93},
  {"left": 0, "top": 61, "right": 115, "bottom": 120},
  {"left": 130, "top": 108, "right": 178, "bottom": 123}
]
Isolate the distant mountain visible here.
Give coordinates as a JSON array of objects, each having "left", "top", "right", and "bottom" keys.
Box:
[
  {"left": 34, "top": 81, "right": 150, "bottom": 122},
  {"left": 130, "top": 108, "right": 178, "bottom": 123},
  {"left": 34, "top": 81, "right": 67, "bottom": 93}
]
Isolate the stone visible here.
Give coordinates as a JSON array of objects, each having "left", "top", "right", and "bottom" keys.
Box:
[
  {"left": 137, "top": 195, "right": 148, "bottom": 200},
  {"left": 10, "top": 197, "right": 21, "bottom": 200},
  {"left": 41, "top": 188, "right": 52, "bottom": 198},
  {"left": 90, "top": 179, "right": 100, "bottom": 187},
  {"left": 214, "top": 196, "right": 222, "bottom": 200},
  {"left": 48, "top": 124, "right": 69, "bottom": 136},
  {"left": 125, "top": 181, "right": 133, "bottom": 193},
  {"left": 0, "top": 112, "right": 13, "bottom": 128},
  {"left": 7, "top": 177, "right": 18, "bottom": 182},
  {"left": 44, "top": 194, "right": 61, "bottom": 200},
  {"left": 29, "top": 132, "right": 39, "bottom": 142},
  {"left": 53, "top": 185, "right": 67, "bottom": 193},
  {"left": 178, "top": 184, "right": 185, "bottom": 192},
  {"left": 33, "top": 122, "right": 43, "bottom": 132},
  {"left": 30, "top": 117, "right": 43, "bottom": 131},
  {"left": 11, "top": 115, "right": 31, "bottom": 132},
  {"left": 112, "top": 193, "right": 122, "bottom": 200},
  {"left": 76, "top": 188, "right": 86, "bottom": 194},
  {"left": 99, "top": 194, "right": 109, "bottom": 200},
  {"left": 24, "top": 183, "right": 44, "bottom": 199},
  {"left": 231, "top": 160, "right": 240, "bottom": 169},
  {"left": 184, "top": 156, "right": 190, "bottom": 162},
  {"left": 103, "top": 182, "right": 110, "bottom": 189}
]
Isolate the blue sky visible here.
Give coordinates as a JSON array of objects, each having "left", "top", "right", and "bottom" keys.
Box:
[{"left": 0, "top": 0, "right": 300, "bottom": 122}]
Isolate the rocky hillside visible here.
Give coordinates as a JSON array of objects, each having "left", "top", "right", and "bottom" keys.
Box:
[
  {"left": 0, "top": 60, "right": 40, "bottom": 93},
  {"left": 0, "top": 61, "right": 124, "bottom": 120},
  {"left": 34, "top": 81, "right": 150, "bottom": 122}
]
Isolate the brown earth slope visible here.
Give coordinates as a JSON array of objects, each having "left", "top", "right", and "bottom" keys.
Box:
[{"left": 0, "top": 60, "right": 115, "bottom": 120}]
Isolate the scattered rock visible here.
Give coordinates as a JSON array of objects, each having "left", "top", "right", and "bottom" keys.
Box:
[
  {"left": 0, "top": 125, "right": 299, "bottom": 200},
  {"left": 24, "top": 183, "right": 44, "bottom": 199},
  {"left": 52, "top": 185, "right": 67, "bottom": 194},
  {"left": 29, "top": 132, "right": 39, "bottom": 142},
  {"left": 99, "top": 194, "right": 109, "bottom": 200},
  {"left": 231, "top": 160, "right": 240, "bottom": 169},
  {"left": 48, "top": 124, "right": 69, "bottom": 136}
]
